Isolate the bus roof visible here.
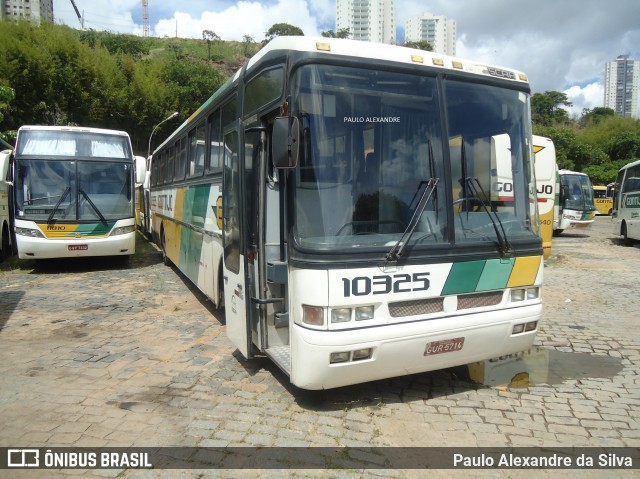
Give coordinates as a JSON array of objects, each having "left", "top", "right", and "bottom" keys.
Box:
[
  {"left": 249, "top": 36, "right": 530, "bottom": 85},
  {"left": 17, "top": 125, "right": 130, "bottom": 138},
  {"left": 618, "top": 158, "right": 640, "bottom": 171},
  {"left": 558, "top": 169, "right": 590, "bottom": 177},
  {"left": 152, "top": 36, "right": 530, "bottom": 157}
]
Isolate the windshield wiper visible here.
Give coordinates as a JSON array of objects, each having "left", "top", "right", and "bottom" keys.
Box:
[
  {"left": 386, "top": 140, "right": 439, "bottom": 263},
  {"left": 459, "top": 137, "right": 512, "bottom": 258},
  {"left": 78, "top": 187, "right": 107, "bottom": 225},
  {"left": 47, "top": 186, "right": 71, "bottom": 224}
]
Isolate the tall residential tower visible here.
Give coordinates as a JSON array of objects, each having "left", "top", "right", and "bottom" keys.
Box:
[
  {"left": 405, "top": 12, "right": 456, "bottom": 56},
  {"left": 0, "top": 0, "right": 54, "bottom": 24},
  {"left": 604, "top": 55, "right": 639, "bottom": 119},
  {"left": 336, "top": 0, "right": 396, "bottom": 45}
]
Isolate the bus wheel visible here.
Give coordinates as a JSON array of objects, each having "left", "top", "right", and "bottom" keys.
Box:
[
  {"left": 217, "top": 266, "right": 225, "bottom": 310},
  {"left": 621, "top": 222, "right": 634, "bottom": 246},
  {"left": 0, "top": 223, "right": 10, "bottom": 261},
  {"left": 161, "top": 227, "right": 171, "bottom": 266}
]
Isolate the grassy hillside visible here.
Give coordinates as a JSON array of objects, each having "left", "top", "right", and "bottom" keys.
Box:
[{"left": 0, "top": 21, "right": 259, "bottom": 153}]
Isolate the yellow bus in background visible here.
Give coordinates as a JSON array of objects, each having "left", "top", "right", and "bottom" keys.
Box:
[{"left": 593, "top": 184, "right": 613, "bottom": 216}]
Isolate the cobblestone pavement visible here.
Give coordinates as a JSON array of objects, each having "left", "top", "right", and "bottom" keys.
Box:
[{"left": 0, "top": 217, "right": 638, "bottom": 479}]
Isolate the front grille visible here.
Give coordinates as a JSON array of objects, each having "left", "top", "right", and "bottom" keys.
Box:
[
  {"left": 389, "top": 297, "right": 444, "bottom": 317},
  {"left": 457, "top": 291, "right": 504, "bottom": 310},
  {"left": 388, "top": 291, "right": 504, "bottom": 318}
]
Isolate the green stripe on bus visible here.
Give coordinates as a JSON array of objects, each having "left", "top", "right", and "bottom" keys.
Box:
[
  {"left": 180, "top": 184, "right": 210, "bottom": 283},
  {"left": 442, "top": 260, "right": 486, "bottom": 295},
  {"left": 73, "top": 222, "right": 115, "bottom": 236},
  {"left": 476, "top": 258, "right": 515, "bottom": 291}
]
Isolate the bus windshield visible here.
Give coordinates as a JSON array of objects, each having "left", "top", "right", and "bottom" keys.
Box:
[
  {"left": 15, "top": 160, "right": 133, "bottom": 222},
  {"left": 561, "top": 173, "right": 595, "bottom": 211},
  {"left": 291, "top": 64, "right": 538, "bottom": 255},
  {"left": 17, "top": 130, "right": 131, "bottom": 159}
]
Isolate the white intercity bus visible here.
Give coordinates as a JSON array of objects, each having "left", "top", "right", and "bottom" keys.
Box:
[
  {"left": 532, "top": 135, "right": 557, "bottom": 259},
  {"left": 553, "top": 169, "right": 596, "bottom": 235},
  {"left": 0, "top": 149, "right": 12, "bottom": 260},
  {"left": 612, "top": 158, "right": 640, "bottom": 244},
  {"left": 0, "top": 126, "right": 145, "bottom": 259},
  {"left": 150, "top": 36, "right": 543, "bottom": 390}
]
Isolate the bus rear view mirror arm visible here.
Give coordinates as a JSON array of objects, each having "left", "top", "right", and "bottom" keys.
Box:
[{"left": 272, "top": 116, "right": 299, "bottom": 169}]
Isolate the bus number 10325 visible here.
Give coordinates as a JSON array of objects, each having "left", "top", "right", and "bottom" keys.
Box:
[{"left": 342, "top": 273, "right": 430, "bottom": 297}]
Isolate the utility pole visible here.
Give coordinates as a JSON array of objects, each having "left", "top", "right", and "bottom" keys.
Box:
[
  {"left": 69, "top": 0, "right": 84, "bottom": 29},
  {"left": 142, "top": 0, "right": 149, "bottom": 37}
]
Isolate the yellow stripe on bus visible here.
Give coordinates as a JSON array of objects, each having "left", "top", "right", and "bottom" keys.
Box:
[{"left": 507, "top": 256, "right": 541, "bottom": 288}]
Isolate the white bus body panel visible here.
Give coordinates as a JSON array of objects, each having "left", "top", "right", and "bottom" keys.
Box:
[
  {"left": 288, "top": 260, "right": 543, "bottom": 390},
  {"left": 290, "top": 304, "right": 541, "bottom": 390},
  {"left": 14, "top": 218, "right": 135, "bottom": 259}
]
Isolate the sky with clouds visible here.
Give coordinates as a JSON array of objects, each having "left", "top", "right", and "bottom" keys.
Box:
[{"left": 55, "top": 0, "right": 640, "bottom": 117}]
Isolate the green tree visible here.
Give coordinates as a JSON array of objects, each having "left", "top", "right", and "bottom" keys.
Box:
[
  {"left": 531, "top": 91, "right": 572, "bottom": 126},
  {"left": 580, "top": 107, "right": 615, "bottom": 125},
  {"left": 321, "top": 28, "right": 350, "bottom": 39},
  {"left": 603, "top": 132, "right": 640, "bottom": 162},
  {"left": 0, "top": 85, "right": 15, "bottom": 144},
  {"left": 264, "top": 23, "right": 304, "bottom": 44},
  {"left": 534, "top": 125, "right": 607, "bottom": 172},
  {"left": 202, "top": 29, "right": 221, "bottom": 61},
  {"left": 404, "top": 40, "right": 433, "bottom": 51}
]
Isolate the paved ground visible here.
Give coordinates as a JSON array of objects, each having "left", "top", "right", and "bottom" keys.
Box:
[{"left": 0, "top": 216, "right": 638, "bottom": 479}]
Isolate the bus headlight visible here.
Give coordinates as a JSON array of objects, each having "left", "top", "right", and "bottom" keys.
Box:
[
  {"left": 355, "top": 305, "right": 374, "bottom": 321},
  {"left": 526, "top": 287, "right": 540, "bottom": 300},
  {"left": 302, "top": 305, "right": 324, "bottom": 326},
  {"left": 331, "top": 308, "right": 351, "bottom": 323},
  {"left": 110, "top": 225, "right": 136, "bottom": 236},
  {"left": 511, "top": 289, "right": 525, "bottom": 302},
  {"left": 15, "top": 227, "right": 44, "bottom": 238}
]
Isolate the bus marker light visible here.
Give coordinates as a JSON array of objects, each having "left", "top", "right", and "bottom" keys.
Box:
[
  {"left": 525, "top": 321, "right": 537, "bottom": 332},
  {"left": 512, "top": 323, "right": 525, "bottom": 334},
  {"left": 355, "top": 305, "right": 374, "bottom": 321},
  {"left": 303, "top": 305, "right": 324, "bottom": 326},
  {"left": 330, "top": 352, "right": 350, "bottom": 364},
  {"left": 526, "top": 287, "right": 539, "bottom": 300},
  {"left": 352, "top": 348, "right": 372, "bottom": 361},
  {"left": 331, "top": 308, "right": 351, "bottom": 323}
]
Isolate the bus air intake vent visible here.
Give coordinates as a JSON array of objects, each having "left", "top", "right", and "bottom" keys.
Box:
[
  {"left": 389, "top": 298, "right": 444, "bottom": 318},
  {"left": 457, "top": 291, "right": 504, "bottom": 310}
]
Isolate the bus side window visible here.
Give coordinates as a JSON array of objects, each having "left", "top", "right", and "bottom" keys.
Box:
[{"left": 207, "top": 110, "right": 222, "bottom": 173}]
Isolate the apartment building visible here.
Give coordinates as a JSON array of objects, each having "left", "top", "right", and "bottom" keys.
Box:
[
  {"left": 604, "top": 55, "right": 640, "bottom": 119},
  {"left": 1, "top": 0, "right": 54, "bottom": 24},
  {"left": 405, "top": 12, "right": 456, "bottom": 56},
  {"left": 336, "top": 0, "right": 396, "bottom": 45}
]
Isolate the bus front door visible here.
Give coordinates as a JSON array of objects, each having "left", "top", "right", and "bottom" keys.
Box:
[{"left": 222, "top": 128, "right": 251, "bottom": 358}]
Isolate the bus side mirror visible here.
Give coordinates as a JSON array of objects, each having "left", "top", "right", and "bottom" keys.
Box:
[
  {"left": 134, "top": 155, "right": 146, "bottom": 185},
  {"left": 0, "top": 150, "right": 11, "bottom": 184},
  {"left": 272, "top": 116, "right": 299, "bottom": 169}
]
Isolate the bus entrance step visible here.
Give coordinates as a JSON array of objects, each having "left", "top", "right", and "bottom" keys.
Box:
[{"left": 266, "top": 345, "right": 291, "bottom": 375}]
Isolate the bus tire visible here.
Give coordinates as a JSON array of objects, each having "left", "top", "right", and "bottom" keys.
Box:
[
  {"left": 0, "top": 222, "right": 10, "bottom": 262},
  {"left": 621, "top": 222, "right": 634, "bottom": 246},
  {"left": 217, "top": 265, "right": 225, "bottom": 310},
  {"left": 161, "top": 227, "right": 171, "bottom": 266},
  {"left": 553, "top": 229, "right": 563, "bottom": 237}
]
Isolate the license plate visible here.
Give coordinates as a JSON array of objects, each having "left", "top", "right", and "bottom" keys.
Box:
[
  {"left": 68, "top": 244, "right": 88, "bottom": 251},
  {"left": 424, "top": 337, "right": 465, "bottom": 356}
]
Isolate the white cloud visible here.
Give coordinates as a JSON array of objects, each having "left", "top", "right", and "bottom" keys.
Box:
[
  {"left": 563, "top": 82, "right": 604, "bottom": 118},
  {"left": 154, "top": 0, "right": 321, "bottom": 41}
]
